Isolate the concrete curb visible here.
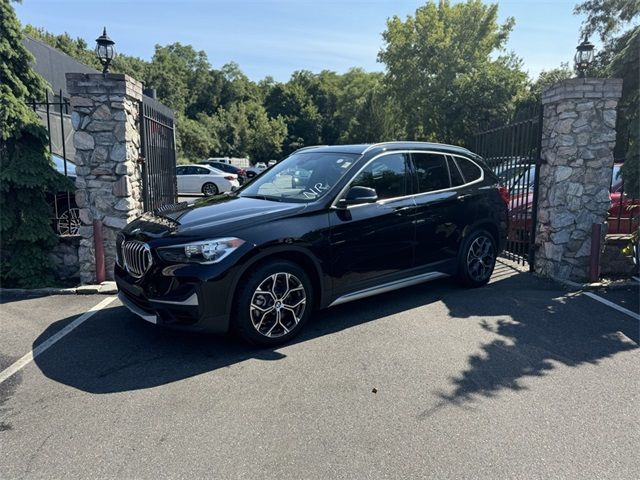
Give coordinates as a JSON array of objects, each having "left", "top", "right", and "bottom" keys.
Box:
[
  {"left": 0, "top": 281, "right": 117, "bottom": 296},
  {"left": 549, "top": 275, "right": 638, "bottom": 291}
]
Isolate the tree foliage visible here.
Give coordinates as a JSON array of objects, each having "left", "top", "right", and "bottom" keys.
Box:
[
  {"left": 378, "top": 0, "right": 528, "bottom": 143},
  {"left": 22, "top": 0, "right": 532, "bottom": 162},
  {"left": 1, "top": 0, "right": 69, "bottom": 287}
]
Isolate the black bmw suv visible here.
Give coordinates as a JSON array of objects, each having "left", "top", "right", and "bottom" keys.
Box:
[{"left": 115, "top": 142, "right": 508, "bottom": 345}]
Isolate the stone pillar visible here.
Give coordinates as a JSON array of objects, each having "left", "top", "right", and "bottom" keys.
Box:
[
  {"left": 534, "top": 78, "right": 622, "bottom": 282},
  {"left": 66, "top": 73, "right": 144, "bottom": 284}
]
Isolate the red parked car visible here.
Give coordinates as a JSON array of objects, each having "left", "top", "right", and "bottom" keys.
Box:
[
  {"left": 609, "top": 163, "right": 639, "bottom": 234},
  {"left": 497, "top": 162, "right": 638, "bottom": 247}
]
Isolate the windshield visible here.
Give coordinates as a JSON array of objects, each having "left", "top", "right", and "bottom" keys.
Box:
[{"left": 239, "top": 152, "right": 359, "bottom": 203}]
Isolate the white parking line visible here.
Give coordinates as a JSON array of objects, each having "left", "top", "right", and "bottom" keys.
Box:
[
  {"left": 0, "top": 296, "right": 117, "bottom": 385},
  {"left": 583, "top": 291, "right": 640, "bottom": 321}
]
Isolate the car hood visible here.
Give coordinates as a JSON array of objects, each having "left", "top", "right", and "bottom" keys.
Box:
[{"left": 122, "top": 195, "right": 307, "bottom": 240}]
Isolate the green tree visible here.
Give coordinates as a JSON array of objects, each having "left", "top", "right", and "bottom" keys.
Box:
[
  {"left": 0, "top": 0, "right": 69, "bottom": 287},
  {"left": 378, "top": 0, "right": 528, "bottom": 144},
  {"left": 146, "top": 43, "right": 211, "bottom": 115},
  {"left": 514, "top": 63, "right": 574, "bottom": 116},
  {"left": 264, "top": 83, "right": 322, "bottom": 154}
]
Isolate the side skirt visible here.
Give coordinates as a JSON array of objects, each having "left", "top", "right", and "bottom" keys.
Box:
[{"left": 328, "top": 271, "right": 448, "bottom": 307}]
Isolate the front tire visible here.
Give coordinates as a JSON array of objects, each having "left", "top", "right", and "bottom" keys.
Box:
[
  {"left": 456, "top": 229, "right": 497, "bottom": 287},
  {"left": 232, "top": 260, "right": 314, "bottom": 346},
  {"left": 202, "top": 182, "right": 219, "bottom": 196}
]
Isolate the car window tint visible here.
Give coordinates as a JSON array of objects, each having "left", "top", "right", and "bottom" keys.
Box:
[
  {"left": 195, "top": 167, "right": 210, "bottom": 175},
  {"left": 447, "top": 156, "right": 465, "bottom": 186},
  {"left": 412, "top": 153, "right": 450, "bottom": 192},
  {"left": 176, "top": 166, "right": 185, "bottom": 175},
  {"left": 455, "top": 157, "right": 482, "bottom": 183},
  {"left": 351, "top": 153, "right": 407, "bottom": 200}
]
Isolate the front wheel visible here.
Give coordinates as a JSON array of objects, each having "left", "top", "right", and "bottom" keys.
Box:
[
  {"left": 232, "top": 261, "right": 314, "bottom": 346},
  {"left": 456, "top": 229, "right": 497, "bottom": 287}
]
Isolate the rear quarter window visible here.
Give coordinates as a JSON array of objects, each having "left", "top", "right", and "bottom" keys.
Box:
[{"left": 454, "top": 157, "right": 483, "bottom": 183}]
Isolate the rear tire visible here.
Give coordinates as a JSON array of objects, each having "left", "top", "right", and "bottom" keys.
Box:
[
  {"left": 202, "top": 182, "right": 219, "bottom": 197},
  {"left": 456, "top": 229, "right": 497, "bottom": 287},
  {"left": 232, "top": 260, "right": 314, "bottom": 346}
]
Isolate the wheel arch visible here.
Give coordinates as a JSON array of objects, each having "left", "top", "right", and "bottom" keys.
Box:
[
  {"left": 228, "top": 246, "right": 326, "bottom": 318},
  {"left": 462, "top": 220, "right": 502, "bottom": 252}
]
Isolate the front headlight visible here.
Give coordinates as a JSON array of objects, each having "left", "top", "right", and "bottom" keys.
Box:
[{"left": 157, "top": 237, "right": 245, "bottom": 264}]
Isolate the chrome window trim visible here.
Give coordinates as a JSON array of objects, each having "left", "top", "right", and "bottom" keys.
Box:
[
  {"left": 451, "top": 154, "right": 484, "bottom": 184},
  {"left": 331, "top": 150, "right": 485, "bottom": 210}
]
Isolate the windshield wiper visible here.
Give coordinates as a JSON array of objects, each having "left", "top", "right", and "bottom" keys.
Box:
[{"left": 241, "top": 194, "right": 282, "bottom": 202}]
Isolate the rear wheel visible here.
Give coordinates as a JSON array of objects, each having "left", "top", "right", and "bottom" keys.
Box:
[
  {"left": 202, "top": 182, "right": 219, "bottom": 196},
  {"left": 232, "top": 260, "right": 313, "bottom": 346},
  {"left": 456, "top": 229, "right": 497, "bottom": 287}
]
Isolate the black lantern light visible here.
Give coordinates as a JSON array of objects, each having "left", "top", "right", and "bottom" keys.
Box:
[
  {"left": 574, "top": 36, "right": 594, "bottom": 78},
  {"left": 95, "top": 27, "right": 116, "bottom": 76}
]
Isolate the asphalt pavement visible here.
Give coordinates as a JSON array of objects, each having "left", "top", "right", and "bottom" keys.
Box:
[{"left": 1, "top": 262, "right": 638, "bottom": 479}]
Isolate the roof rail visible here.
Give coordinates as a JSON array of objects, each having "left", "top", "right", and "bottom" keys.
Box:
[
  {"left": 292, "top": 145, "right": 327, "bottom": 154},
  {"left": 362, "top": 141, "right": 472, "bottom": 155}
]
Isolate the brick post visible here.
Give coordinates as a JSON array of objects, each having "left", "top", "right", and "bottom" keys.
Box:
[
  {"left": 534, "top": 78, "right": 623, "bottom": 282},
  {"left": 66, "top": 73, "right": 144, "bottom": 284}
]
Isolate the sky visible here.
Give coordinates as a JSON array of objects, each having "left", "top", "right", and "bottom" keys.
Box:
[{"left": 14, "top": 0, "right": 588, "bottom": 82}]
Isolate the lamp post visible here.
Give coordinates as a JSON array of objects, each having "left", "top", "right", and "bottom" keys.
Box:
[
  {"left": 95, "top": 27, "right": 116, "bottom": 76},
  {"left": 574, "top": 36, "right": 594, "bottom": 78}
]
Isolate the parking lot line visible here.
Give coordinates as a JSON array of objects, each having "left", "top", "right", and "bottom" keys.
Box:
[
  {"left": 0, "top": 296, "right": 117, "bottom": 385},
  {"left": 583, "top": 291, "right": 640, "bottom": 321}
]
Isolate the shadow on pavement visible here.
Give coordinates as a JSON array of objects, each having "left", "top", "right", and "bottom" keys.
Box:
[
  {"left": 423, "top": 264, "right": 639, "bottom": 415},
  {"left": 32, "top": 263, "right": 638, "bottom": 398}
]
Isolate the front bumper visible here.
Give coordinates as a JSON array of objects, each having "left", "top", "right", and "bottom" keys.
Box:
[{"left": 115, "top": 262, "right": 233, "bottom": 333}]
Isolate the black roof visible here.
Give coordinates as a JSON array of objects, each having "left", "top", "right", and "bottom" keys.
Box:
[
  {"left": 24, "top": 36, "right": 97, "bottom": 97},
  {"left": 296, "top": 142, "right": 474, "bottom": 156}
]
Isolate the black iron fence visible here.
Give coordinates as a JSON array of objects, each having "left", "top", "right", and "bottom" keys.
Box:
[
  {"left": 139, "top": 96, "right": 177, "bottom": 212},
  {"left": 31, "top": 90, "right": 80, "bottom": 236},
  {"left": 473, "top": 108, "right": 542, "bottom": 269},
  {"left": 609, "top": 163, "right": 639, "bottom": 235}
]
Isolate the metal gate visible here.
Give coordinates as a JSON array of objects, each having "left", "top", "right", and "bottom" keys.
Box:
[
  {"left": 473, "top": 108, "right": 542, "bottom": 270},
  {"left": 31, "top": 90, "right": 80, "bottom": 236},
  {"left": 139, "top": 96, "right": 177, "bottom": 212}
]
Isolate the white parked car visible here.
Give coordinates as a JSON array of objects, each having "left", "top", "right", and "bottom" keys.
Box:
[
  {"left": 245, "top": 162, "right": 268, "bottom": 179},
  {"left": 176, "top": 164, "right": 239, "bottom": 196}
]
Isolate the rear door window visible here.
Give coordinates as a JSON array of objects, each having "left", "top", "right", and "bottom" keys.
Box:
[{"left": 412, "top": 153, "right": 451, "bottom": 193}]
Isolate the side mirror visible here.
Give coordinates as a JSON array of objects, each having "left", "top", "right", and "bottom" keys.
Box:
[{"left": 337, "top": 186, "right": 378, "bottom": 208}]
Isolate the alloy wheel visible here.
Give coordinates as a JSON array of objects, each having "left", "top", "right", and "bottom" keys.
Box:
[
  {"left": 466, "top": 235, "right": 495, "bottom": 282},
  {"left": 249, "top": 272, "right": 307, "bottom": 338},
  {"left": 57, "top": 208, "right": 81, "bottom": 236},
  {"left": 203, "top": 183, "right": 218, "bottom": 196}
]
